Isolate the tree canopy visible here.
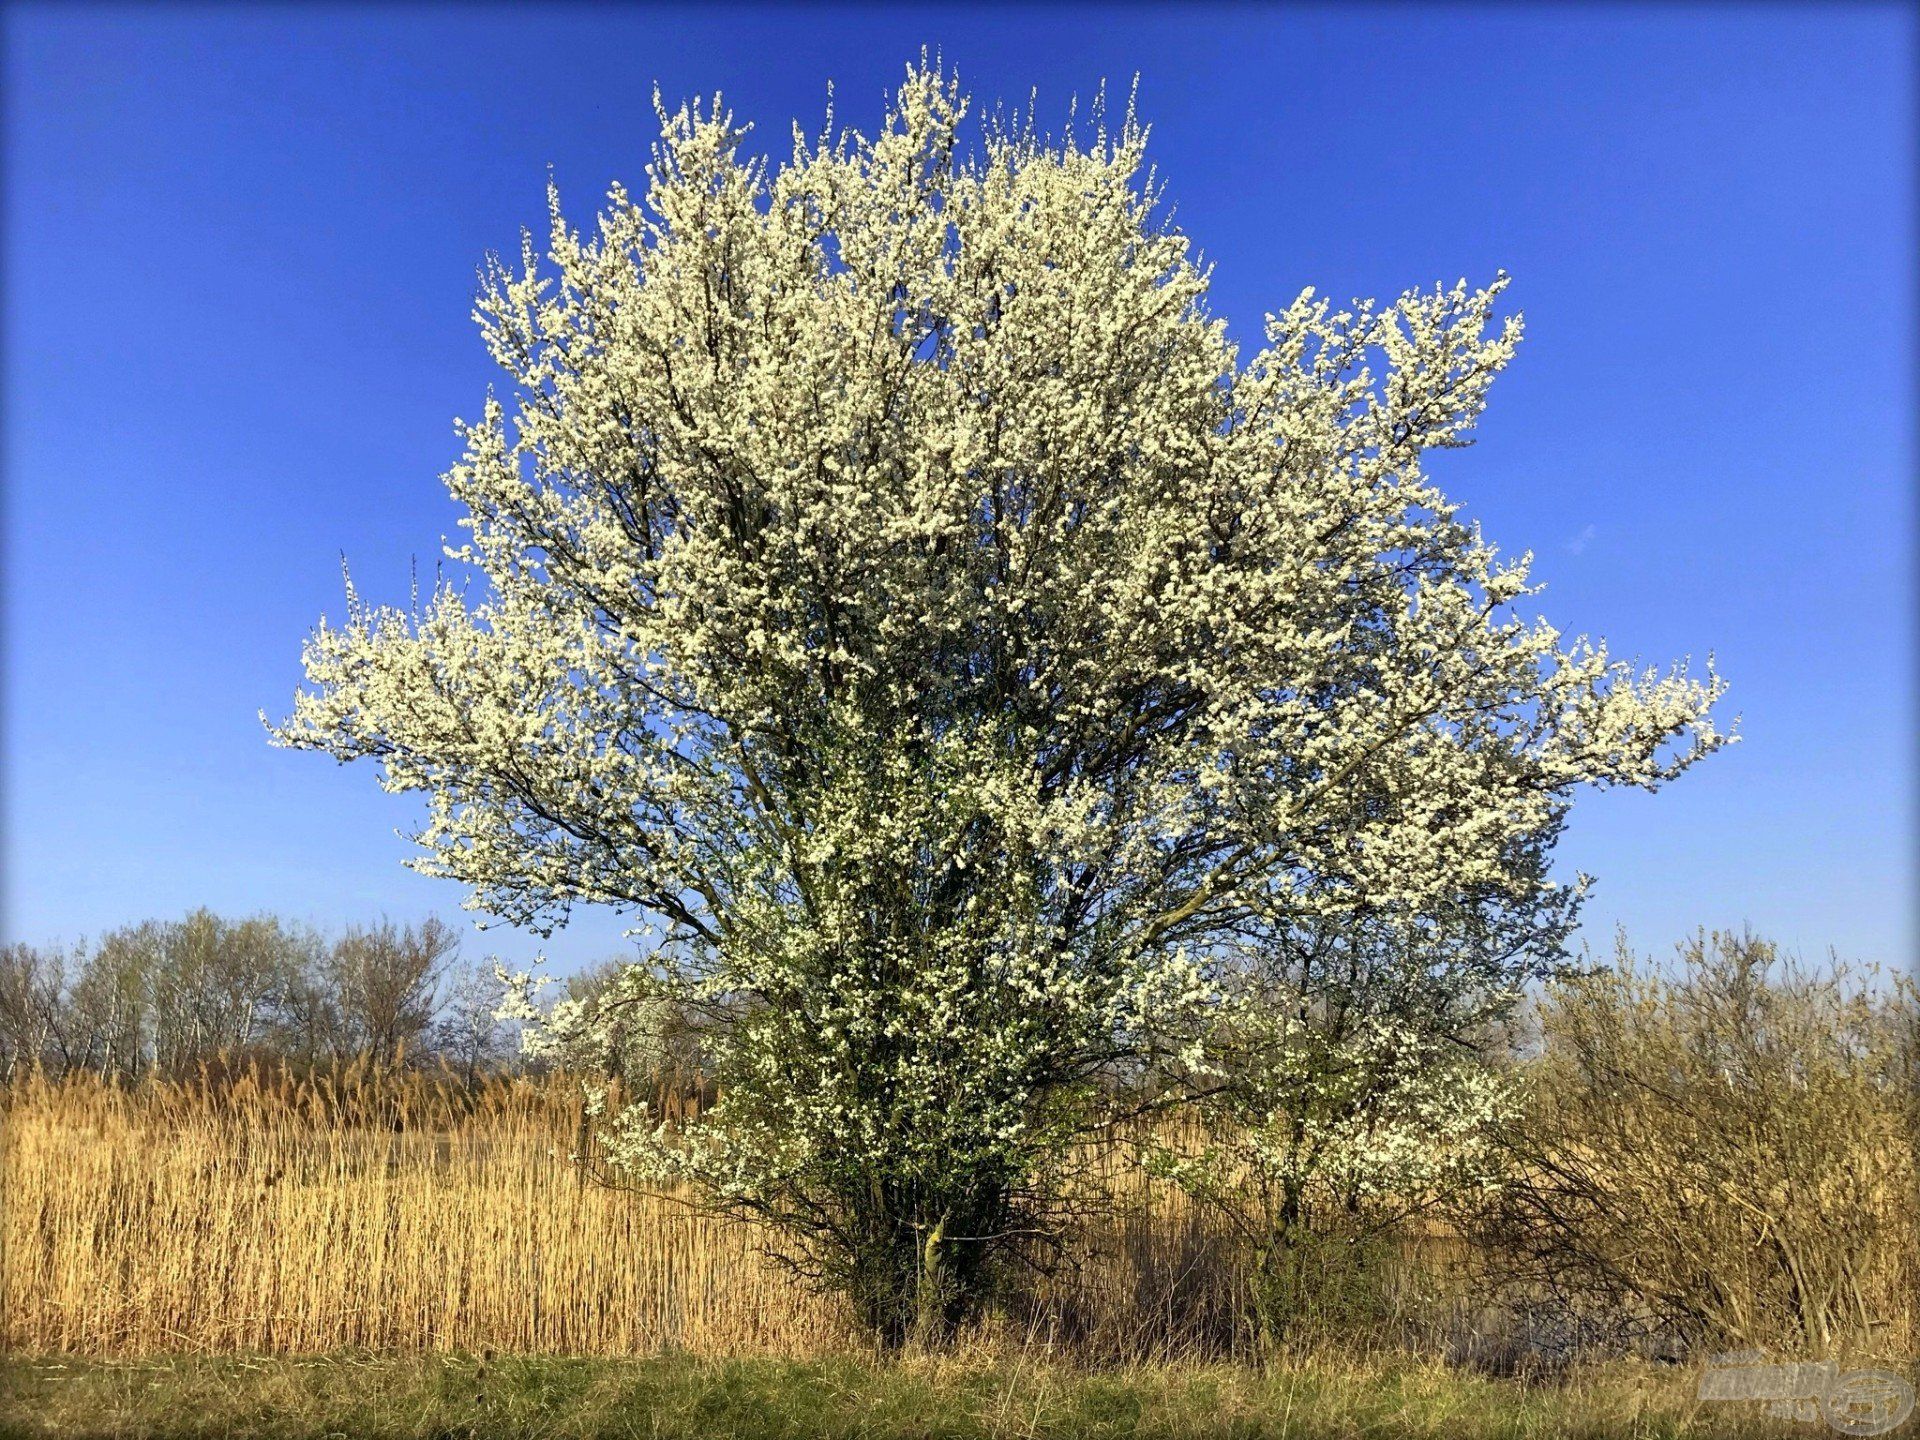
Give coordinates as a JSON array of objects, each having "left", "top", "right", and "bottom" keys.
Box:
[{"left": 270, "top": 62, "right": 1729, "bottom": 1345}]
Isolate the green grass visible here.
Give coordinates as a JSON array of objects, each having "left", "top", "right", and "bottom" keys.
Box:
[{"left": 0, "top": 1352, "right": 1830, "bottom": 1440}]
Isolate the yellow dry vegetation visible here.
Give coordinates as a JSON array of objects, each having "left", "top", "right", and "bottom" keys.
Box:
[
  {"left": 2, "top": 1064, "right": 1259, "bottom": 1358},
  {"left": 4, "top": 1065, "right": 849, "bottom": 1355}
]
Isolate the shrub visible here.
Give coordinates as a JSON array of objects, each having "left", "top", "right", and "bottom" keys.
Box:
[{"left": 1472, "top": 930, "right": 1918, "bottom": 1356}]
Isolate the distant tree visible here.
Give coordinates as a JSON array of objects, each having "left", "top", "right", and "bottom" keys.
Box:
[
  {"left": 435, "top": 961, "right": 511, "bottom": 1084},
  {"left": 0, "top": 942, "right": 68, "bottom": 1080},
  {"left": 148, "top": 909, "right": 306, "bottom": 1075},
  {"left": 0, "top": 912, "right": 508, "bottom": 1081},
  {"left": 60, "top": 924, "right": 155, "bottom": 1080},
  {"left": 313, "top": 917, "right": 460, "bottom": 1066},
  {"left": 1, "top": 913, "right": 321, "bottom": 1082},
  {"left": 273, "top": 63, "right": 1729, "bottom": 1346}
]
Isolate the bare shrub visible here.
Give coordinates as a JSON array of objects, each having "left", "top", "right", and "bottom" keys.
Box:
[{"left": 1471, "top": 930, "right": 1918, "bottom": 1357}]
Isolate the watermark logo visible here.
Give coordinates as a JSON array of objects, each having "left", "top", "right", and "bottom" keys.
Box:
[{"left": 1699, "top": 1352, "right": 1915, "bottom": 1435}]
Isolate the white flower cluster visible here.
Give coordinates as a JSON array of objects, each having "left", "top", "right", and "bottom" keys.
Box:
[
  {"left": 1157, "top": 1011, "right": 1513, "bottom": 1204},
  {"left": 1145, "top": 907, "right": 1539, "bottom": 1265}
]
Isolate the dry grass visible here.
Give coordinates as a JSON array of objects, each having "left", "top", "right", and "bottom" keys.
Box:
[
  {"left": 2, "top": 1066, "right": 850, "bottom": 1356},
  {"left": 2, "top": 1065, "right": 1285, "bottom": 1360},
  {"left": 12, "top": 1056, "right": 1902, "bottom": 1370}
]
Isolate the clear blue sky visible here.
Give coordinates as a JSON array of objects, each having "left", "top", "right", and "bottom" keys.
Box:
[{"left": 5, "top": 4, "right": 1913, "bottom": 976}]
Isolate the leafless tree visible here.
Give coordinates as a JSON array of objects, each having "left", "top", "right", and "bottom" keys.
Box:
[
  {"left": 59, "top": 924, "right": 155, "bottom": 1079},
  {"left": 435, "top": 962, "right": 509, "bottom": 1084},
  {"left": 148, "top": 910, "right": 310, "bottom": 1074},
  {"left": 317, "top": 916, "right": 460, "bottom": 1065},
  {"left": 0, "top": 942, "right": 68, "bottom": 1080}
]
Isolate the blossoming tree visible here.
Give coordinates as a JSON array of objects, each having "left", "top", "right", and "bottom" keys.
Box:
[
  {"left": 1145, "top": 904, "right": 1560, "bottom": 1343},
  {"left": 269, "top": 64, "right": 1729, "bottom": 1346}
]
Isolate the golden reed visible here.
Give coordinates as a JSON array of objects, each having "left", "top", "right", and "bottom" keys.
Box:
[
  {"left": 5, "top": 1058, "right": 1909, "bottom": 1362},
  {"left": 1, "top": 1064, "right": 1251, "bottom": 1359}
]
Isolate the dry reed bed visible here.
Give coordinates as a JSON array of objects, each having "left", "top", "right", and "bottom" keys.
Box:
[
  {"left": 2, "top": 1068, "right": 1262, "bottom": 1359},
  {"left": 8, "top": 1045, "right": 1912, "bottom": 1366},
  {"left": 4, "top": 1069, "right": 846, "bottom": 1356}
]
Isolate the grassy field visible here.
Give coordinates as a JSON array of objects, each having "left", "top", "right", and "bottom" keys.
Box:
[{"left": 0, "top": 1352, "right": 1827, "bottom": 1440}]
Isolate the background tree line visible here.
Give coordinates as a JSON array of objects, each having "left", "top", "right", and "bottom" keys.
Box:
[{"left": 0, "top": 911, "right": 514, "bottom": 1084}]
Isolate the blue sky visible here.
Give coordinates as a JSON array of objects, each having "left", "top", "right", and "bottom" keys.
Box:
[{"left": 5, "top": 4, "right": 1913, "bottom": 975}]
